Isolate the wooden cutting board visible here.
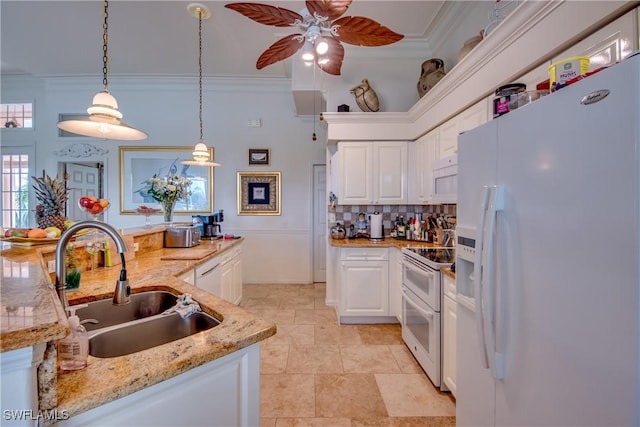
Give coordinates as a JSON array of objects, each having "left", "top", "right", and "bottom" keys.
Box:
[{"left": 160, "top": 247, "right": 217, "bottom": 260}]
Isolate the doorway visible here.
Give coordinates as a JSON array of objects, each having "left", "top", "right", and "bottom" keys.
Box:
[
  {"left": 312, "top": 164, "right": 326, "bottom": 283},
  {"left": 59, "top": 162, "right": 103, "bottom": 221}
]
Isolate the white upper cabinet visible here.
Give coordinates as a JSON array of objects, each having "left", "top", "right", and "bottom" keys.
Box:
[
  {"left": 338, "top": 141, "right": 407, "bottom": 204},
  {"left": 553, "top": 9, "right": 636, "bottom": 70},
  {"left": 409, "top": 129, "right": 438, "bottom": 204}
]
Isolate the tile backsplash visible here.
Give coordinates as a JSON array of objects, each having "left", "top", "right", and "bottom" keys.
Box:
[{"left": 330, "top": 204, "right": 456, "bottom": 232}]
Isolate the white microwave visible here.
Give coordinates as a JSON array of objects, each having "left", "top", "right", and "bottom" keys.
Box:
[{"left": 431, "top": 154, "right": 457, "bottom": 204}]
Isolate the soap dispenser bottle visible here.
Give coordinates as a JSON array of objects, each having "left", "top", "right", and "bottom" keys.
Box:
[{"left": 58, "top": 305, "right": 88, "bottom": 371}]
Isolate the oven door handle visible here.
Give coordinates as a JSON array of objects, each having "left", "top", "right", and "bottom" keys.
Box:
[{"left": 401, "top": 288, "right": 434, "bottom": 319}]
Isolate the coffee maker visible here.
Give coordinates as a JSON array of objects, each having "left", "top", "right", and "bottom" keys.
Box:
[{"left": 193, "top": 210, "right": 224, "bottom": 239}]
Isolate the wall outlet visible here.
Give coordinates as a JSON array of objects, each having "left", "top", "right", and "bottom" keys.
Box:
[
  {"left": 133, "top": 242, "right": 139, "bottom": 252},
  {"left": 47, "top": 260, "right": 56, "bottom": 273}
]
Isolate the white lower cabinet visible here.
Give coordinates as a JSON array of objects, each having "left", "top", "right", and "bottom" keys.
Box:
[
  {"left": 195, "top": 243, "right": 242, "bottom": 304},
  {"left": 389, "top": 248, "right": 403, "bottom": 322},
  {"left": 338, "top": 248, "right": 395, "bottom": 323},
  {"left": 56, "top": 344, "right": 260, "bottom": 427},
  {"left": 442, "top": 273, "right": 457, "bottom": 397}
]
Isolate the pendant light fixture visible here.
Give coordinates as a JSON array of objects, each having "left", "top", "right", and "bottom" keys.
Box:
[
  {"left": 182, "top": 3, "right": 221, "bottom": 167},
  {"left": 56, "top": 0, "right": 147, "bottom": 141}
]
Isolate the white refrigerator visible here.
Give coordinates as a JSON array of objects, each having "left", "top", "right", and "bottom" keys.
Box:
[{"left": 456, "top": 53, "right": 639, "bottom": 426}]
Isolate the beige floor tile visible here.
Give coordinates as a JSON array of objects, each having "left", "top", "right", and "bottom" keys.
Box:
[
  {"left": 314, "top": 296, "right": 329, "bottom": 309},
  {"left": 351, "top": 416, "right": 456, "bottom": 426},
  {"left": 286, "top": 345, "right": 343, "bottom": 374},
  {"left": 315, "top": 324, "right": 363, "bottom": 345},
  {"left": 261, "top": 342, "right": 290, "bottom": 374},
  {"left": 260, "top": 418, "right": 277, "bottom": 427},
  {"left": 261, "top": 374, "right": 315, "bottom": 418},
  {"left": 264, "top": 324, "right": 315, "bottom": 347},
  {"left": 279, "top": 295, "right": 316, "bottom": 310},
  {"left": 315, "top": 373, "right": 388, "bottom": 418},
  {"left": 341, "top": 345, "right": 401, "bottom": 374},
  {"left": 244, "top": 284, "right": 279, "bottom": 299},
  {"left": 275, "top": 417, "right": 351, "bottom": 427},
  {"left": 357, "top": 324, "right": 404, "bottom": 345},
  {"left": 294, "top": 308, "right": 337, "bottom": 325},
  {"left": 375, "top": 374, "right": 456, "bottom": 417},
  {"left": 251, "top": 308, "right": 296, "bottom": 325},
  {"left": 242, "top": 296, "right": 283, "bottom": 309},
  {"left": 388, "top": 344, "right": 424, "bottom": 374}
]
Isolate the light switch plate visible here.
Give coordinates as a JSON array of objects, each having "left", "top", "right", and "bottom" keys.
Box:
[
  {"left": 328, "top": 213, "right": 336, "bottom": 223},
  {"left": 133, "top": 242, "right": 139, "bottom": 252},
  {"left": 47, "top": 260, "right": 56, "bottom": 273}
]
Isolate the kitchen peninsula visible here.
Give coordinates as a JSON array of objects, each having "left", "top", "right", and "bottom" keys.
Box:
[{"left": 0, "top": 226, "right": 275, "bottom": 426}]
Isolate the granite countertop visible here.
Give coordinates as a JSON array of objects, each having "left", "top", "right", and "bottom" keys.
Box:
[
  {"left": 0, "top": 233, "right": 276, "bottom": 421},
  {"left": 329, "top": 236, "right": 445, "bottom": 250}
]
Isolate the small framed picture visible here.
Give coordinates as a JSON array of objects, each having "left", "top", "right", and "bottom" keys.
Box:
[{"left": 248, "top": 148, "right": 270, "bottom": 166}]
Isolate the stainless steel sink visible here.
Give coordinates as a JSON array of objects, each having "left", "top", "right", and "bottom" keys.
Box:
[
  {"left": 73, "top": 291, "right": 178, "bottom": 331},
  {"left": 89, "top": 312, "right": 220, "bottom": 358}
]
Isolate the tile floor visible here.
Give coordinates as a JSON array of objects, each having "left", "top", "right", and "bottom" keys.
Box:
[{"left": 240, "top": 283, "right": 456, "bottom": 427}]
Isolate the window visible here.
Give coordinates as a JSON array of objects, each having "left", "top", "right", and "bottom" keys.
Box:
[
  {"left": 1, "top": 154, "right": 30, "bottom": 228},
  {"left": 1, "top": 103, "right": 33, "bottom": 129}
]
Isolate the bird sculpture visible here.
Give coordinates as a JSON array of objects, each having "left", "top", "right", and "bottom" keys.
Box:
[{"left": 350, "top": 78, "right": 380, "bottom": 112}]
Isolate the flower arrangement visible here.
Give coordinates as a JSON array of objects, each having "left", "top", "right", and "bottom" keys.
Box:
[{"left": 144, "top": 174, "right": 192, "bottom": 223}]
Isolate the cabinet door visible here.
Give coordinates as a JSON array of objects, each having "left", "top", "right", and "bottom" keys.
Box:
[
  {"left": 438, "top": 117, "right": 459, "bottom": 159},
  {"left": 340, "top": 260, "right": 389, "bottom": 316},
  {"left": 338, "top": 142, "right": 373, "bottom": 204},
  {"left": 232, "top": 254, "right": 243, "bottom": 304},
  {"left": 196, "top": 256, "right": 222, "bottom": 297},
  {"left": 373, "top": 141, "right": 408, "bottom": 204},
  {"left": 221, "top": 261, "right": 234, "bottom": 302},
  {"left": 458, "top": 98, "right": 489, "bottom": 135},
  {"left": 388, "top": 248, "right": 403, "bottom": 322},
  {"left": 412, "top": 129, "right": 438, "bottom": 203},
  {"left": 442, "top": 293, "right": 457, "bottom": 397}
]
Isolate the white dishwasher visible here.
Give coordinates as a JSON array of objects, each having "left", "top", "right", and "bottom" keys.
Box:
[{"left": 195, "top": 255, "right": 222, "bottom": 297}]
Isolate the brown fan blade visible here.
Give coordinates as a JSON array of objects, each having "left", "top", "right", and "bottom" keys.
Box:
[
  {"left": 256, "top": 35, "right": 304, "bottom": 70},
  {"left": 225, "top": 3, "right": 302, "bottom": 27},
  {"left": 306, "top": 0, "right": 351, "bottom": 22},
  {"left": 317, "top": 37, "right": 344, "bottom": 75},
  {"left": 332, "top": 16, "right": 404, "bottom": 46}
]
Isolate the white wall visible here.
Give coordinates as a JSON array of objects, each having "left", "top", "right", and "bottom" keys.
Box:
[{"left": 1, "top": 74, "right": 325, "bottom": 284}]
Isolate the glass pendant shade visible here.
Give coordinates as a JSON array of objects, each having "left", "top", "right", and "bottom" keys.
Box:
[
  {"left": 315, "top": 38, "right": 329, "bottom": 55},
  {"left": 56, "top": 1, "right": 146, "bottom": 141},
  {"left": 57, "top": 90, "right": 147, "bottom": 140},
  {"left": 181, "top": 3, "right": 220, "bottom": 168}
]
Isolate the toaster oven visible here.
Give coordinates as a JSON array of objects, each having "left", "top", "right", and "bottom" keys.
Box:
[{"left": 164, "top": 225, "right": 201, "bottom": 248}]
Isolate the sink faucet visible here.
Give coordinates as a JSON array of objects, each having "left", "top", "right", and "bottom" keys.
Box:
[{"left": 55, "top": 221, "right": 130, "bottom": 312}]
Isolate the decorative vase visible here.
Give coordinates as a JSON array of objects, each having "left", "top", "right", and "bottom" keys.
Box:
[{"left": 163, "top": 200, "right": 177, "bottom": 225}]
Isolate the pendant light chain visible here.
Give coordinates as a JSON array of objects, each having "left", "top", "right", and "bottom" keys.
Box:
[
  {"left": 198, "top": 9, "right": 204, "bottom": 142},
  {"left": 102, "top": 0, "right": 109, "bottom": 91}
]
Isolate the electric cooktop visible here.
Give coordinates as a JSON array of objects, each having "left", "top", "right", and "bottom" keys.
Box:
[{"left": 403, "top": 247, "right": 455, "bottom": 269}]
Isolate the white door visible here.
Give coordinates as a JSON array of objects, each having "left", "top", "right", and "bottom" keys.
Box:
[
  {"left": 313, "top": 164, "right": 326, "bottom": 283},
  {"left": 65, "top": 162, "right": 101, "bottom": 221}
]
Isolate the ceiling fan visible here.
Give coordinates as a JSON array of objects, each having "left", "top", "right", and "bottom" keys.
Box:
[{"left": 224, "top": 1, "right": 404, "bottom": 75}]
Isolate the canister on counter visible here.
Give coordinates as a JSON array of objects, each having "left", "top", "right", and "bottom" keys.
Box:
[{"left": 493, "top": 83, "right": 526, "bottom": 118}]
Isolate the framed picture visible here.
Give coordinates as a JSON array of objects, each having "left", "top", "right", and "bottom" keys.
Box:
[
  {"left": 248, "top": 148, "right": 270, "bottom": 166},
  {"left": 119, "top": 146, "right": 214, "bottom": 214},
  {"left": 237, "top": 172, "right": 281, "bottom": 215}
]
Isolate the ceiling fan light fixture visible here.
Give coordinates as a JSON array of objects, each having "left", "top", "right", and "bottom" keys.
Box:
[
  {"left": 315, "top": 38, "right": 329, "bottom": 55},
  {"left": 56, "top": 0, "right": 147, "bottom": 141},
  {"left": 301, "top": 40, "right": 315, "bottom": 61}
]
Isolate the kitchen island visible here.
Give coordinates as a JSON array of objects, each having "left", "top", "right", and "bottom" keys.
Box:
[{"left": 0, "top": 228, "right": 275, "bottom": 426}]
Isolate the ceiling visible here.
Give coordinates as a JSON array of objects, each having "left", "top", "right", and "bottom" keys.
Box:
[{"left": 0, "top": 1, "right": 450, "bottom": 80}]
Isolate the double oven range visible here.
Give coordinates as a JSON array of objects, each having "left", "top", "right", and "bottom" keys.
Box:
[{"left": 401, "top": 246, "right": 455, "bottom": 390}]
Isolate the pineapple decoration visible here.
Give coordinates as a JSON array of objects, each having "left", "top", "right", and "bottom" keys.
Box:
[{"left": 32, "top": 174, "right": 69, "bottom": 231}]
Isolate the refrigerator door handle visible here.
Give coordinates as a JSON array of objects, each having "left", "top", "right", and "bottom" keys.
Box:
[
  {"left": 484, "top": 185, "right": 505, "bottom": 380},
  {"left": 474, "top": 185, "right": 491, "bottom": 369}
]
